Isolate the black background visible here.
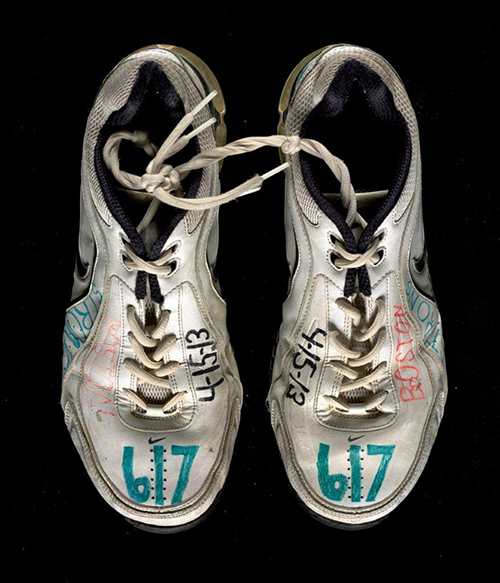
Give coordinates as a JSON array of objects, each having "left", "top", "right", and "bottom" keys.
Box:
[{"left": 3, "top": 3, "right": 498, "bottom": 580}]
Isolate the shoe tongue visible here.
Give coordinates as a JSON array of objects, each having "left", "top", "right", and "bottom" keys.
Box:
[
  {"left": 355, "top": 189, "right": 389, "bottom": 207},
  {"left": 141, "top": 220, "right": 162, "bottom": 253},
  {"left": 352, "top": 189, "right": 389, "bottom": 228},
  {"left": 115, "top": 186, "right": 162, "bottom": 252},
  {"left": 138, "top": 383, "right": 170, "bottom": 407},
  {"left": 324, "top": 189, "right": 388, "bottom": 229},
  {"left": 351, "top": 224, "right": 363, "bottom": 243}
]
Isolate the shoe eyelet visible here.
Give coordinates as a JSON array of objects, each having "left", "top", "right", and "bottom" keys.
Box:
[
  {"left": 165, "top": 259, "right": 180, "bottom": 278},
  {"left": 119, "top": 237, "right": 133, "bottom": 272},
  {"left": 371, "top": 247, "right": 386, "bottom": 267},
  {"left": 329, "top": 252, "right": 344, "bottom": 271},
  {"left": 328, "top": 231, "right": 344, "bottom": 271},
  {"left": 166, "top": 240, "right": 181, "bottom": 255}
]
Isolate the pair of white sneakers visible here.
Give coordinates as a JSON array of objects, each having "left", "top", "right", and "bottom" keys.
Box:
[{"left": 61, "top": 43, "right": 447, "bottom": 531}]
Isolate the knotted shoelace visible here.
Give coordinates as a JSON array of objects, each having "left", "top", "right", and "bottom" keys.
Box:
[{"left": 103, "top": 90, "right": 386, "bottom": 416}]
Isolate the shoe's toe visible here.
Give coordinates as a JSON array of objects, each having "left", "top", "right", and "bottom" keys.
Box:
[
  {"left": 271, "top": 374, "right": 445, "bottom": 528},
  {"left": 65, "top": 390, "right": 240, "bottom": 530}
]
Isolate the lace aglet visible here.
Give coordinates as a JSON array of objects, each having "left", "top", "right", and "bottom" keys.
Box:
[
  {"left": 191, "top": 90, "right": 218, "bottom": 118},
  {"left": 262, "top": 161, "right": 290, "bottom": 181},
  {"left": 238, "top": 163, "right": 289, "bottom": 200},
  {"left": 238, "top": 176, "right": 265, "bottom": 198},
  {"left": 185, "top": 117, "right": 217, "bottom": 141}
]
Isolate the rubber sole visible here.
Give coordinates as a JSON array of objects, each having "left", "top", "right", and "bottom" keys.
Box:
[
  {"left": 125, "top": 491, "right": 223, "bottom": 534},
  {"left": 295, "top": 492, "right": 388, "bottom": 531}
]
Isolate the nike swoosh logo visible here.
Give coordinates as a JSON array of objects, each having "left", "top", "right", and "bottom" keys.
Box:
[
  {"left": 410, "top": 243, "right": 435, "bottom": 301},
  {"left": 409, "top": 216, "right": 435, "bottom": 302},
  {"left": 71, "top": 196, "right": 97, "bottom": 303},
  {"left": 75, "top": 237, "right": 96, "bottom": 284},
  {"left": 76, "top": 248, "right": 90, "bottom": 279},
  {"left": 347, "top": 435, "right": 365, "bottom": 442},
  {"left": 413, "top": 243, "right": 427, "bottom": 274},
  {"left": 148, "top": 437, "right": 166, "bottom": 444}
]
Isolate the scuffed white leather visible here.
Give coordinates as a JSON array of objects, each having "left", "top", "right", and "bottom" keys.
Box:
[
  {"left": 269, "top": 45, "right": 447, "bottom": 526},
  {"left": 61, "top": 48, "right": 242, "bottom": 529}
]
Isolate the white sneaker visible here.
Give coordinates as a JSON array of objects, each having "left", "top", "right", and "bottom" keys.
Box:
[
  {"left": 269, "top": 45, "right": 448, "bottom": 527},
  {"left": 61, "top": 45, "right": 244, "bottom": 531}
]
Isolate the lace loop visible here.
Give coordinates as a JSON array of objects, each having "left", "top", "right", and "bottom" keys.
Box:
[
  {"left": 132, "top": 129, "right": 157, "bottom": 156},
  {"left": 331, "top": 236, "right": 381, "bottom": 269},
  {"left": 122, "top": 242, "right": 177, "bottom": 277},
  {"left": 123, "top": 305, "right": 186, "bottom": 415},
  {"left": 326, "top": 296, "right": 388, "bottom": 415}
]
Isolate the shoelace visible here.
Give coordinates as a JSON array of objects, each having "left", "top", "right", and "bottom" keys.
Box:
[
  {"left": 103, "top": 90, "right": 385, "bottom": 416},
  {"left": 325, "top": 297, "right": 388, "bottom": 415},
  {"left": 325, "top": 230, "right": 388, "bottom": 415},
  {"left": 123, "top": 305, "right": 186, "bottom": 416}
]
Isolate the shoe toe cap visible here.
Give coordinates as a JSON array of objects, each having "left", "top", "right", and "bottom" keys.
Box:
[{"left": 273, "top": 408, "right": 437, "bottom": 525}]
